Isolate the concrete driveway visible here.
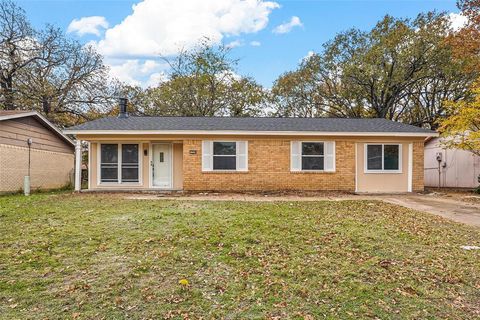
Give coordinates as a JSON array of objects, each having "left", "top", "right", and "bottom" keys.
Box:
[{"left": 379, "top": 194, "right": 480, "bottom": 227}]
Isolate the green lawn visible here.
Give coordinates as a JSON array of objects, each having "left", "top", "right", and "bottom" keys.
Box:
[{"left": 1, "top": 193, "right": 479, "bottom": 319}]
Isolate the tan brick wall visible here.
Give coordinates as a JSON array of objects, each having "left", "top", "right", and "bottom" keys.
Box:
[
  {"left": 412, "top": 141, "right": 424, "bottom": 192},
  {"left": 79, "top": 135, "right": 426, "bottom": 193},
  {"left": 0, "top": 144, "right": 74, "bottom": 193},
  {"left": 183, "top": 139, "right": 356, "bottom": 191}
]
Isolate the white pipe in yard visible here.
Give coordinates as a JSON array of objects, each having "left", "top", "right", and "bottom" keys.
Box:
[
  {"left": 74, "top": 139, "right": 82, "bottom": 192},
  {"left": 24, "top": 138, "right": 33, "bottom": 196}
]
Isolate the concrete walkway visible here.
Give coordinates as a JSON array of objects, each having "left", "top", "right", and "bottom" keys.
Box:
[
  {"left": 380, "top": 194, "right": 480, "bottom": 227},
  {"left": 125, "top": 192, "right": 480, "bottom": 227}
]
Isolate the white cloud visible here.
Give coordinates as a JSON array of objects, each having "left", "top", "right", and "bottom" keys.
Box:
[
  {"left": 448, "top": 12, "right": 468, "bottom": 31},
  {"left": 94, "top": 0, "right": 279, "bottom": 58},
  {"left": 146, "top": 72, "right": 169, "bottom": 88},
  {"left": 108, "top": 59, "right": 167, "bottom": 87},
  {"left": 216, "top": 70, "right": 243, "bottom": 84},
  {"left": 272, "top": 16, "right": 303, "bottom": 34},
  {"left": 250, "top": 40, "right": 261, "bottom": 46},
  {"left": 67, "top": 16, "right": 109, "bottom": 37},
  {"left": 225, "top": 39, "right": 243, "bottom": 49},
  {"left": 300, "top": 50, "right": 315, "bottom": 63}
]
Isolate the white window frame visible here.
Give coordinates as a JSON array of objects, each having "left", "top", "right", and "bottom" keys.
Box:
[
  {"left": 202, "top": 140, "right": 248, "bottom": 172},
  {"left": 213, "top": 141, "right": 237, "bottom": 171},
  {"left": 300, "top": 141, "right": 326, "bottom": 172},
  {"left": 97, "top": 142, "right": 143, "bottom": 185},
  {"left": 291, "top": 141, "right": 335, "bottom": 172},
  {"left": 364, "top": 143, "right": 402, "bottom": 174}
]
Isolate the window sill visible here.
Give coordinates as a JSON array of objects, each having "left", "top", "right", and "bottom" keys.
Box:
[
  {"left": 98, "top": 182, "right": 142, "bottom": 185},
  {"left": 291, "top": 170, "right": 336, "bottom": 174},
  {"left": 202, "top": 170, "right": 249, "bottom": 174},
  {"left": 364, "top": 170, "right": 402, "bottom": 174}
]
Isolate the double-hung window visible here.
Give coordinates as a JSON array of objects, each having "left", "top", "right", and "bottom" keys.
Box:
[
  {"left": 121, "top": 144, "right": 140, "bottom": 182},
  {"left": 213, "top": 142, "right": 237, "bottom": 170},
  {"left": 100, "top": 144, "right": 119, "bottom": 182},
  {"left": 100, "top": 143, "right": 140, "bottom": 183},
  {"left": 291, "top": 141, "right": 335, "bottom": 172},
  {"left": 301, "top": 142, "right": 325, "bottom": 170},
  {"left": 365, "top": 144, "right": 401, "bottom": 173},
  {"left": 202, "top": 141, "right": 248, "bottom": 171}
]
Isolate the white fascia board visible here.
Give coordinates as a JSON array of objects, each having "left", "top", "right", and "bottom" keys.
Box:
[
  {"left": 64, "top": 129, "right": 439, "bottom": 137},
  {"left": 0, "top": 111, "right": 37, "bottom": 121}
]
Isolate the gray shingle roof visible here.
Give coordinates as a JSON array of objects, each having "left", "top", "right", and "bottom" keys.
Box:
[{"left": 65, "top": 116, "right": 435, "bottom": 134}]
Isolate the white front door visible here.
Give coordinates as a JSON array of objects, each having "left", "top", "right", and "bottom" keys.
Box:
[{"left": 152, "top": 144, "right": 172, "bottom": 188}]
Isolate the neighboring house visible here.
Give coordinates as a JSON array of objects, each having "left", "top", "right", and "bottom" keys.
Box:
[
  {"left": 64, "top": 103, "right": 437, "bottom": 193},
  {"left": 424, "top": 137, "right": 480, "bottom": 188},
  {"left": 0, "top": 110, "right": 75, "bottom": 193}
]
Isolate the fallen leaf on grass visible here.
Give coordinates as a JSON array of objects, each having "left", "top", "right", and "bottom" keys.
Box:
[{"left": 378, "top": 259, "right": 396, "bottom": 268}]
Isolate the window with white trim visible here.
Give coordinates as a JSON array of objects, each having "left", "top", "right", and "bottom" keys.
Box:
[
  {"left": 301, "top": 142, "right": 324, "bottom": 170},
  {"left": 213, "top": 142, "right": 236, "bottom": 170},
  {"left": 202, "top": 141, "right": 248, "bottom": 171},
  {"left": 291, "top": 141, "right": 335, "bottom": 172},
  {"left": 365, "top": 144, "right": 401, "bottom": 173},
  {"left": 100, "top": 144, "right": 118, "bottom": 182},
  {"left": 100, "top": 143, "right": 140, "bottom": 183}
]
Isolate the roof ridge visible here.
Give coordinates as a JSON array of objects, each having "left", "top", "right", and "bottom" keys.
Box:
[{"left": 124, "top": 115, "right": 382, "bottom": 120}]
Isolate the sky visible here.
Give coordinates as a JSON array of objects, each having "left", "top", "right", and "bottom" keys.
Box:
[{"left": 16, "top": 0, "right": 460, "bottom": 88}]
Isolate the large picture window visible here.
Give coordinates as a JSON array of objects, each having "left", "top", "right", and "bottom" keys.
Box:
[
  {"left": 365, "top": 144, "right": 401, "bottom": 173},
  {"left": 100, "top": 143, "right": 140, "bottom": 183}
]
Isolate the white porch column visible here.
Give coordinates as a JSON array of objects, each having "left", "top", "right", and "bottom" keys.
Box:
[
  {"left": 407, "top": 143, "right": 413, "bottom": 192},
  {"left": 74, "top": 139, "right": 82, "bottom": 191}
]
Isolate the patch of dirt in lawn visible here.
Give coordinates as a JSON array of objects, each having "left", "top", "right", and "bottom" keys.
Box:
[{"left": 124, "top": 191, "right": 360, "bottom": 202}]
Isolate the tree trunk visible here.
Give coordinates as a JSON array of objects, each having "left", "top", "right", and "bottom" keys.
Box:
[{"left": 2, "top": 76, "right": 15, "bottom": 110}]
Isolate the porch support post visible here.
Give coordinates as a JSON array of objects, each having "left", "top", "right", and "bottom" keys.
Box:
[
  {"left": 74, "top": 139, "right": 82, "bottom": 192},
  {"left": 407, "top": 143, "right": 413, "bottom": 192}
]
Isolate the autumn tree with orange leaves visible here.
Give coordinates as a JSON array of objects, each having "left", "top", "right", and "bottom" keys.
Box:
[{"left": 449, "top": 1, "right": 480, "bottom": 68}]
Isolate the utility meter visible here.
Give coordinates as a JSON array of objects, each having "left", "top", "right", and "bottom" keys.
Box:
[{"left": 436, "top": 152, "right": 442, "bottom": 162}]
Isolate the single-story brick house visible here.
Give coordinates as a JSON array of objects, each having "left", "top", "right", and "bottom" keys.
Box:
[
  {"left": 65, "top": 104, "right": 437, "bottom": 193},
  {"left": 0, "top": 110, "right": 75, "bottom": 193}
]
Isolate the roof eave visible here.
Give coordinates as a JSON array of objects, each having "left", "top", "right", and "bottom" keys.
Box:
[
  {"left": 64, "top": 129, "right": 438, "bottom": 137},
  {"left": 1, "top": 111, "right": 75, "bottom": 147},
  {"left": 0, "top": 111, "right": 37, "bottom": 121}
]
